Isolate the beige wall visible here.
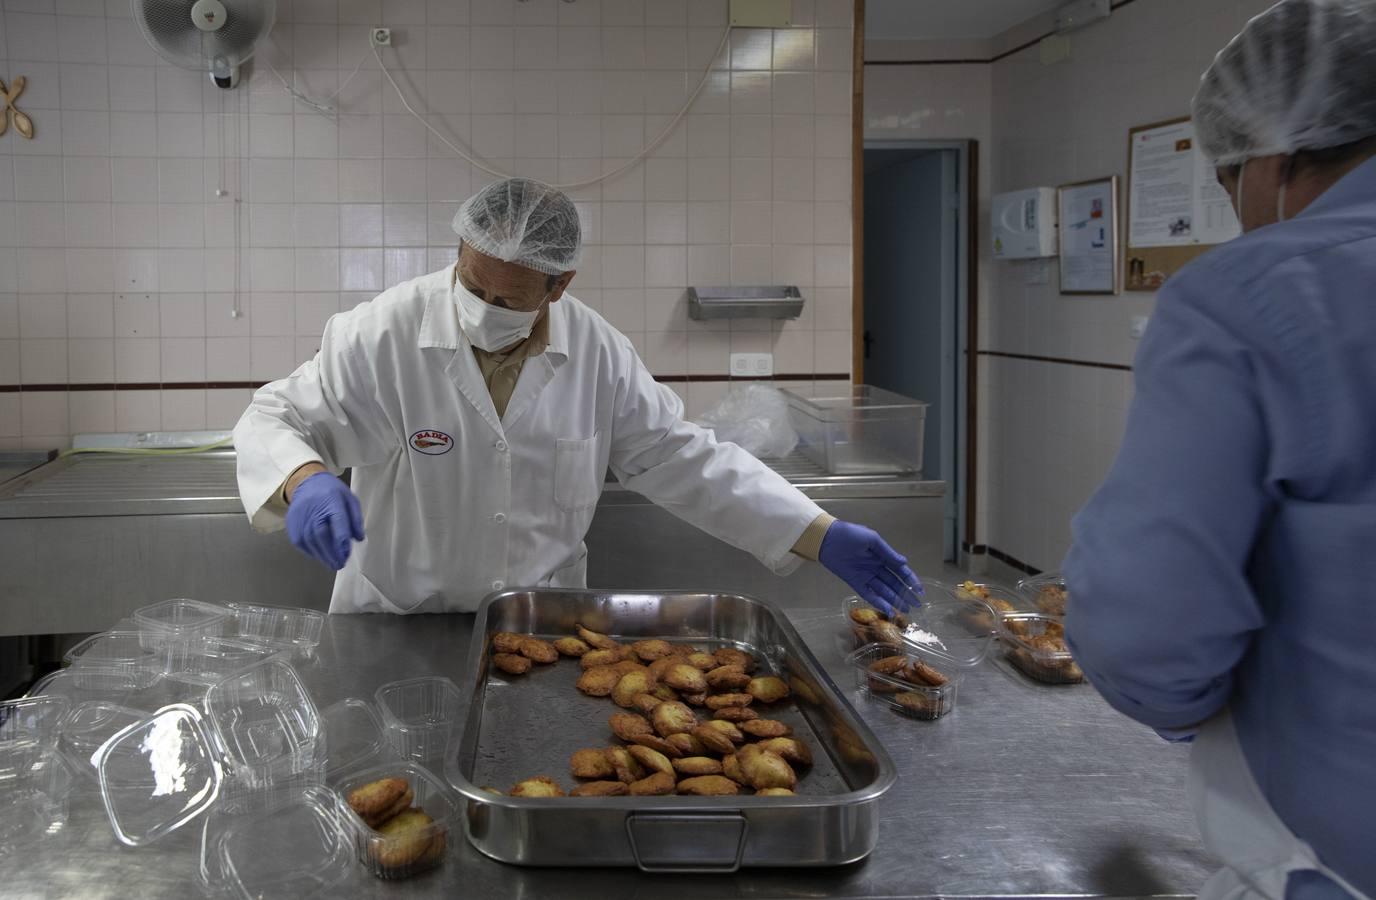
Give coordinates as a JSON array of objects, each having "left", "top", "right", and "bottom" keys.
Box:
[{"left": 0, "top": 0, "right": 856, "bottom": 448}]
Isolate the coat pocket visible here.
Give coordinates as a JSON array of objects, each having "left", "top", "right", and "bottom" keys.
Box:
[{"left": 554, "top": 434, "right": 603, "bottom": 512}]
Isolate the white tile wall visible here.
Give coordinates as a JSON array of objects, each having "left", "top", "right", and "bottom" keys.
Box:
[{"left": 0, "top": 0, "right": 855, "bottom": 446}]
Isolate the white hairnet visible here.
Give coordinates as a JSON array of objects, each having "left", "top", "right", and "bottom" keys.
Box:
[
  {"left": 451, "top": 178, "right": 582, "bottom": 276},
  {"left": 1192, "top": 0, "right": 1376, "bottom": 168}
]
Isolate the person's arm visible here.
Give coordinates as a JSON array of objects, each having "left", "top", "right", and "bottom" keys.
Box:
[{"left": 1063, "top": 274, "right": 1272, "bottom": 731}]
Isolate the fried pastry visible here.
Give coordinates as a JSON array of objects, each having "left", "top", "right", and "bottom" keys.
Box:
[
  {"left": 630, "top": 733, "right": 683, "bottom": 758},
  {"left": 553, "top": 637, "right": 591, "bottom": 657},
  {"left": 676, "top": 775, "right": 740, "bottom": 796},
  {"left": 631, "top": 639, "right": 675, "bottom": 662},
  {"left": 672, "top": 756, "right": 723, "bottom": 777},
  {"left": 651, "top": 701, "right": 698, "bottom": 737},
  {"left": 737, "top": 745, "right": 797, "bottom": 791},
  {"left": 612, "top": 671, "right": 655, "bottom": 708},
  {"left": 665, "top": 732, "right": 708, "bottom": 756},
  {"left": 580, "top": 649, "right": 622, "bottom": 670},
  {"left": 492, "top": 652, "right": 532, "bottom": 676},
  {"left": 755, "top": 736, "right": 812, "bottom": 767},
  {"left": 510, "top": 776, "right": 565, "bottom": 797},
  {"left": 712, "top": 648, "right": 756, "bottom": 672},
  {"left": 518, "top": 637, "right": 558, "bottom": 664},
  {"left": 372, "top": 808, "right": 438, "bottom": 871},
  {"left": 628, "top": 771, "right": 676, "bottom": 796},
  {"left": 704, "top": 693, "right": 753, "bottom": 710},
  {"left": 570, "top": 780, "right": 629, "bottom": 797},
  {"left": 740, "top": 719, "right": 791, "bottom": 739},
  {"left": 662, "top": 663, "right": 708, "bottom": 694},
  {"left": 711, "top": 706, "right": 759, "bottom": 722},
  {"left": 491, "top": 632, "right": 525, "bottom": 654},
  {"left": 608, "top": 712, "right": 653, "bottom": 742},
  {"left": 576, "top": 665, "right": 621, "bottom": 697},
  {"left": 627, "top": 745, "right": 675, "bottom": 777},
  {"left": 747, "top": 676, "right": 790, "bottom": 704},
  {"left": 575, "top": 624, "right": 620, "bottom": 651},
  {"left": 605, "top": 746, "right": 644, "bottom": 783},
  {"left": 570, "top": 748, "right": 617, "bottom": 779},
  {"left": 705, "top": 665, "right": 751, "bottom": 691},
  {"left": 685, "top": 652, "right": 718, "bottom": 671},
  {"left": 347, "top": 777, "right": 410, "bottom": 822}
]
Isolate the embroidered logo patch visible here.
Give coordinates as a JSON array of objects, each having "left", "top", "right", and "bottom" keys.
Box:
[{"left": 409, "top": 430, "right": 453, "bottom": 455}]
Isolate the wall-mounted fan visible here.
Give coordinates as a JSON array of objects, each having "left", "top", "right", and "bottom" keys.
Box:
[{"left": 133, "top": 0, "right": 277, "bottom": 89}]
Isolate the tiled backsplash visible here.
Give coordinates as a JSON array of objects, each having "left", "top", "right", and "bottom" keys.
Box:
[{"left": 0, "top": 0, "right": 856, "bottom": 448}]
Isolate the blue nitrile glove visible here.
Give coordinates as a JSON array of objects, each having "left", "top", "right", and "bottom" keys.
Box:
[
  {"left": 286, "top": 472, "right": 365, "bottom": 571},
  {"left": 818, "top": 520, "right": 923, "bottom": 616}
]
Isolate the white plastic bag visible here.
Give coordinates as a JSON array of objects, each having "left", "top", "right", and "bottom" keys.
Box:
[{"left": 694, "top": 384, "right": 798, "bottom": 460}]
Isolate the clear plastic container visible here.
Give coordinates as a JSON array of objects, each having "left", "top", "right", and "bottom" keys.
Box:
[
  {"left": 1016, "top": 572, "right": 1069, "bottom": 617},
  {"left": 334, "top": 761, "right": 458, "bottom": 880},
  {"left": 169, "top": 636, "right": 285, "bottom": 687},
  {"left": 998, "top": 613, "right": 1085, "bottom": 685},
  {"left": 0, "top": 748, "right": 74, "bottom": 852},
  {"left": 135, "top": 599, "right": 232, "bottom": 672},
  {"left": 215, "top": 785, "right": 353, "bottom": 900},
  {"left": 63, "top": 630, "right": 165, "bottom": 691},
  {"left": 56, "top": 701, "right": 146, "bottom": 781},
  {"left": 1, "top": 694, "right": 70, "bottom": 747},
  {"left": 375, "top": 677, "right": 463, "bottom": 765},
  {"left": 949, "top": 579, "right": 1036, "bottom": 628},
  {"left": 839, "top": 593, "right": 996, "bottom": 667},
  {"left": 204, "top": 658, "right": 323, "bottom": 782},
  {"left": 784, "top": 384, "right": 928, "bottom": 475},
  {"left": 227, "top": 603, "right": 325, "bottom": 655},
  {"left": 846, "top": 642, "right": 959, "bottom": 720},
  {"left": 321, "top": 698, "right": 396, "bottom": 784}
]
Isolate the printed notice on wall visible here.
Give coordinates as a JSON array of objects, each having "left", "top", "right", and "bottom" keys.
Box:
[
  {"left": 1128, "top": 119, "right": 1240, "bottom": 248},
  {"left": 1058, "top": 176, "right": 1119, "bottom": 294}
]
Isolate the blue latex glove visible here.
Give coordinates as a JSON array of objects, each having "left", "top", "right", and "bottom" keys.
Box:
[
  {"left": 818, "top": 520, "right": 923, "bottom": 616},
  {"left": 286, "top": 472, "right": 365, "bottom": 571}
]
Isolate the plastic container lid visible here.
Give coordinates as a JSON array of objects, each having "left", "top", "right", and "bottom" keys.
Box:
[
  {"left": 840, "top": 593, "right": 996, "bottom": 668},
  {"left": 1, "top": 694, "right": 71, "bottom": 747},
  {"left": 134, "top": 599, "right": 231, "bottom": 647},
  {"left": 93, "top": 703, "right": 224, "bottom": 847},
  {"left": 949, "top": 579, "right": 1034, "bottom": 616},
  {"left": 227, "top": 603, "right": 325, "bottom": 654},
  {"left": 169, "top": 636, "right": 285, "bottom": 687},
  {"left": 57, "top": 701, "right": 146, "bottom": 781},
  {"left": 216, "top": 785, "right": 353, "bottom": 900},
  {"left": 1016, "top": 572, "right": 1069, "bottom": 617},
  {"left": 204, "top": 658, "right": 321, "bottom": 774},
  {"left": 64, "top": 630, "right": 166, "bottom": 692},
  {"left": 321, "top": 698, "right": 395, "bottom": 784}
]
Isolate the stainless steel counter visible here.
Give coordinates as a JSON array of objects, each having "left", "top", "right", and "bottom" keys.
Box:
[{"left": 9, "top": 603, "right": 1214, "bottom": 899}]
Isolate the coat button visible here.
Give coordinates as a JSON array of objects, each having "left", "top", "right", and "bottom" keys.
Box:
[
  {"left": 493, "top": 512, "right": 507, "bottom": 524},
  {"left": 495, "top": 440, "right": 508, "bottom": 452},
  {"left": 492, "top": 580, "right": 505, "bottom": 590}
]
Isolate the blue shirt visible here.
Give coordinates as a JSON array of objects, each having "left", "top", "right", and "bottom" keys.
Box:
[{"left": 1064, "top": 156, "right": 1376, "bottom": 892}]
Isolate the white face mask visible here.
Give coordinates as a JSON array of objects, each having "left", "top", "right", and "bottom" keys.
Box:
[
  {"left": 1234, "top": 158, "right": 1288, "bottom": 231},
  {"left": 453, "top": 280, "right": 544, "bottom": 352}
]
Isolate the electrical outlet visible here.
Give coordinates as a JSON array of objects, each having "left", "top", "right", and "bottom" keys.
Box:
[
  {"left": 1130, "top": 315, "right": 1150, "bottom": 339},
  {"left": 731, "top": 353, "right": 774, "bottom": 377},
  {"left": 370, "top": 27, "right": 391, "bottom": 47}
]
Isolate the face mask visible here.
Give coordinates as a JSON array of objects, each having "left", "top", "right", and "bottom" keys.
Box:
[
  {"left": 1234, "top": 158, "right": 1289, "bottom": 231},
  {"left": 454, "top": 280, "right": 544, "bottom": 352}
]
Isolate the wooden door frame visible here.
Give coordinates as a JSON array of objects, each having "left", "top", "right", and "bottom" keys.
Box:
[{"left": 851, "top": 0, "right": 867, "bottom": 384}]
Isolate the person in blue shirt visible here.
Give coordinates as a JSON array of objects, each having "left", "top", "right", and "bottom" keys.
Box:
[{"left": 1063, "top": 3, "right": 1376, "bottom": 899}]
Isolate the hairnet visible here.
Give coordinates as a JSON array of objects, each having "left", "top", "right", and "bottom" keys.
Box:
[
  {"left": 451, "top": 178, "right": 582, "bottom": 276},
  {"left": 1192, "top": 0, "right": 1376, "bottom": 168}
]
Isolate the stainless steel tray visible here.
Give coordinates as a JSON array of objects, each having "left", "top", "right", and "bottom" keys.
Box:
[{"left": 444, "top": 590, "right": 897, "bottom": 872}]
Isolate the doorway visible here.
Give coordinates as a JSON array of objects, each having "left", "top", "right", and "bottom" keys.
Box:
[{"left": 861, "top": 142, "right": 970, "bottom": 562}]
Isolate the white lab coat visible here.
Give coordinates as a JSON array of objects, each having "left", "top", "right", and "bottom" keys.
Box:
[{"left": 233, "top": 267, "right": 824, "bottom": 614}]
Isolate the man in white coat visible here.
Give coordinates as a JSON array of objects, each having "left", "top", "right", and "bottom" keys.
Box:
[{"left": 234, "top": 178, "right": 921, "bottom": 615}]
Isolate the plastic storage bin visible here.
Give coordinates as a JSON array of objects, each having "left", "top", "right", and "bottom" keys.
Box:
[
  {"left": 334, "top": 761, "right": 458, "bottom": 880},
  {"left": 227, "top": 603, "right": 325, "bottom": 655},
  {"left": 215, "top": 785, "right": 353, "bottom": 900},
  {"left": 784, "top": 384, "right": 929, "bottom": 475},
  {"left": 63, "top": 630, "right": 164, "bottom": 691},
  {"left": 998, "top": 613, "right": 1084, "bottom": 684},
  {"left": 846, "top": 643, "right": 959, "bottom": 720},
  {"left": 1016, "top": 572, "right": 1069, "bottom": 617},
  {"left": 375, "top": 677, "right": 463, "bottom": 765}
]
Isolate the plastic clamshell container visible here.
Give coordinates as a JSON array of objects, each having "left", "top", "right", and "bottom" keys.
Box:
[
  {"left": 204, "top": 658, "right": 322, "bottom": 779},
  {"left": 1016, "top": 572, "right": 1069, "bottom": 617},
  {"left": 93, "top": 703, "right": 225, "bottom": 847},
  {"left": 839, "top": 593, "right": 995, "bottom": 667},
  {"left": 63, "top": 630, "right": 164, "bottom": 691},
  {"left": 57, "top": 701, "right": 146, "bottom": 781},
  {"left": 998, "top": 613, "right": 1085, "bottom": 685},
  {"left": 216, "top": 785, "right": 353, "bottom": 900},
  {"left": 846, "top": 643, "right": 959, "bottom": 720},
  {"left": 0, "top": 748, "right": 74, "bottom": 853},
  {"left": 950, "top": 579, "right": 1036, "bottom": 622},
  {"left": 321, "top": 698, "right": 396, "bottom": 784},
  {"left": 134, "top": 599, "right": 231, "bottom": 671},
  {"left": 0, "top": 694, "right": 70, "bottom": 748},
  {"left": 783, "top": 384, "right": 929, "bottom": 475},
  {"left": 375, "top": 677, "right": 463, "bottom": 765},
  {"left": 170, "top": 636, "right": 285, "bottom": 687},
  {"left": 334, "top": 761, "right": 458, "bottom": 880},
  {"left": 227, "top": 603, "right": 325, "bottom": 654}
]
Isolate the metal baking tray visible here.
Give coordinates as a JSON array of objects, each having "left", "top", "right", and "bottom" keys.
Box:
[{"left": 445, "top": 590, "right": 897, "bottom": 872}]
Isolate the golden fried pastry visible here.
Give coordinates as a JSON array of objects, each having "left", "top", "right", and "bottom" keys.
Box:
[
  {"left": 907, "top": 659, "right": 948, "bottom": 687},
  {"left": 570, "top": 748, "right": 617, "bottom": 779},
  {"left": 631, "top": 639, "right": 675, "bottom": 662},
  {"left": 704, "top": 693, "right": 753, "bottom": 710},
  {"left": 1027, "top": 633, "right": 1068, "bottom": 653},
  {"left": 867, "top": 655, "right": 908, "bottom": 677},
  {"left": 672, "top": 756, "right": 723, "bottom": 777},
  {"left": 834, "top": 726, "right": 876, "bottom": 766},
  {"left": 870, "top": 621, "right": 904, "bottom": 646},
  {"left": 627, "top": 745, "right": 675, "bottom": 777},
  {"left": 628, "top": 771, "right": 676, "bottom": 796},
  {"left": 612, "top": 671, "right": 655, "bottom": 708},
  {"left": 661, "top": 663, "right": 708, "bottom": 694},
  {"left": 651, "top": 701, "right": 698, "bottom": 737},
  {"left": 705, "top": 665, "right": 751, "bottom": 691},
  {"left": 492, "top": 652, "right": 532, "bottom": 676},
  {"left": 649, "top": 684, "right": 680, "bottom": 702},
  {"left": 721, "top": 753, "right": 745, "bottom": 785},
  {"left": 575, "top": 624, "right": 620, "bottom": 651},
  {"left": 605, "top": 746, "right": 644, "bottom": 783},
  {"left": 894, "top": 690, "right": 944, "bottom": 718},
  {"left": 372, "top": 808, "right": 437, "bottom": 870},
  {"left": 701, "top": 719, "right": 745, "bottom": 743},
  {"left": 347, "top": 777, "right": 410, "bottom": 822},
  {"left": 609, "top": 712, "right": 654, "bottom": 742},
  {"left": 630, "top": 693, "right": 663, "bottom": 716},
  {"left": 692, "top": 724, "right": 736, "bottom": 755},
  {"left": 1044, "top": 620, "right": 1066, "bottom": 639},
  {"left": 789, "top": 675, "right": 823, "bottom": 706},
  {"left": 554, "top": 637, "right": 592, "bottom": 657},
  {"left": 668, "top": 643, "right": 697, "bottom": 656},
  {"left": 646, "top": 656, "right": 677, "bottom": 682},
  {"left": 1037, "top": 585, "right": 1068, "bottom": 616},
  {"left": 630, "top": 733, "right": 683, "bottom": 758},
  {"left": 676, "top": 775, "right": 740, "bottom": 796},
  {"left": 610, "top": 659, "right": 650, "bottom": 677},
  {"left": 580, "top": 649, "right": 622, "bottom": 670},
  {"left": 959, "top": 580, "right": 991, "bottom": 600},
  {"left": 849, "top": 607, "right": 882, "bottom": 626},
  {"left": 738, "top": 745, "right": 797, "bottom": 791},
  {"left": 755, "top": 736, "right": 812, "bottom": 767},
  {"left": 712, "top": 706, "right": 759, "bottom": 722},
  {"left": 740, "top": 719, "right": 791, "bottom": 739},
  {"left": 518, "top": 637, "right": 558, "bottom": 664},
  {"left": 665, "top": 732, "right": 707, "bottom": 756},
  {"left": 679, "top": 691, "right": 708, "bottom": 707},
  {"left": 576, "top": 665, "right": 621, "bottom": 697},
  {"left": 685, "top": 652, "right": 718, "bottom": 671},
  {"left": 756, "top": 788, "right": 795, "bottom": 797},
  {"left": 491, "top": 632, "right": 525, "bottom": 654},
  {"left": 570, "top": 780, "right": 629, "bottom": 797},
  {"left": 713, "top": 648, "right": 756, "bottom": 672},
  {"left": 747, "top": 676, "right": 791, "bottom": 704},
  {"left": 510, "top": 776, "right": 565, "bottom": 797},
  {"left": 366, "top": 787, "right": 415, "bottom": 828}
]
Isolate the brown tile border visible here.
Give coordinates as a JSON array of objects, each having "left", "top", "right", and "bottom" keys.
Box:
[
  {"left": 963, "top": 543, "right": 1044, "bottom": 577},
  {"left": 978, "top": 350, "right": 1132, "bottom": 372},
  {"left": 0, "top": 374, "right": 853, "bottom": 393}
]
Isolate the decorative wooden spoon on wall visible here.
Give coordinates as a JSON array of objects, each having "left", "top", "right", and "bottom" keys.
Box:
[{"left": 1, "top": 76, "right": 35, "bottom": 139}]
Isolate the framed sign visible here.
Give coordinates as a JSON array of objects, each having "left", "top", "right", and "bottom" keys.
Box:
[
  {"left": 1058, "top": 176, "right": 1120, "bottom": 295},
  {"left": 1124, "top": 116, "right": 1241, "bottom": 291}
]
